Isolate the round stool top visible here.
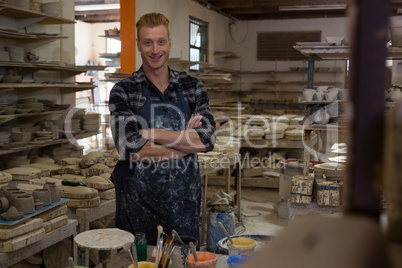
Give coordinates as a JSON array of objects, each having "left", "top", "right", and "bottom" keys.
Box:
[{"left": 74, "top": 228, "right": 134, "bottom": 250}]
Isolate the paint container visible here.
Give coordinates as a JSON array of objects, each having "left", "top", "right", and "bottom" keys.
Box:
[
  {"left": 171, "top": 236, "right": 198, "bottom": 268},
  {"left": 227, "top": 255, "right": 252, "bottom": 268},
  {"left": 228, "top": 237, "right": 256, "bottom": 256},
  {"left": 207, "top": 211, "right": 235, "bottom": 252},
  {"left": 128, "top": 261, "right": 154, "bottom": 268},
  {"left": 186, "top": 252, "right": 218, "bottom": 268}
]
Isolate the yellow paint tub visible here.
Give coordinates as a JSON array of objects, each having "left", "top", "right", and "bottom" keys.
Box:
[
  {"left": 129, "top": 261, "right": 154, "bottom": 268},
  {"left": 227, "top": 237, "right": 256, "bottom": 256}
]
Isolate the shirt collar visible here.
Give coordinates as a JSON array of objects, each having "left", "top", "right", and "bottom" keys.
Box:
[{"left": 134, "top": 66, "right": 180, "bottom": 88}]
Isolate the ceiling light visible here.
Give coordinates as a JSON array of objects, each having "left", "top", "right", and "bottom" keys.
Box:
[
  {"left": 75, "top": 4, "right": 120, "bottom": 11},
  {"left": 279, "top": 4, "right": 347, "bottom": 11}
]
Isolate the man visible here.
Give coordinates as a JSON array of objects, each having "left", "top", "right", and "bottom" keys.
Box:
[{"left": 109, "top": 12, "right": 216, "bottom": 246}]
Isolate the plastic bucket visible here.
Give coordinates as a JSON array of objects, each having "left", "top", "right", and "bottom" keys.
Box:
[
  {"left": 186, "top": 252, "right": 218, "bottom": 268},
  {"left": 129, "top": 262, "right": 154, "bottom": 268},
  {"left": 207, "top": 211, "right": 235, "bottom": 252},
  {"left": 228, "top": 237, "right": 256, "bottom": 256},
  {"left": 171, "top": 236, "right": 198, "bottom": 268},
  {"left": 227, "top": 255, "right": 252, "bottom": 268}
]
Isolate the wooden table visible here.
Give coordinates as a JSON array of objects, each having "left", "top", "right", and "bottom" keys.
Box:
[
  {"left": 68, "top": 199, "right": 116, "bottom": 233},
  {"left": 199, "top": 153, "right": 241, "bottom": 244},
  {"left": 0, "top": 219, "right": 78, "bottom": 268}
]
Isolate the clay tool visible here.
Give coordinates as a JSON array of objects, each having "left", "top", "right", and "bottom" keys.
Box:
[
  {"left": 172, "top": 229, "right": 184, "bottom": 245},
  {"left": 155, "top": 225, "right": 163, "bottom": 268},
  {"left": 189, "top": 241, "right": 198, "bottom": 262},
  {"left": 218, "top": 221, "right": 234, "bottom": 245}
]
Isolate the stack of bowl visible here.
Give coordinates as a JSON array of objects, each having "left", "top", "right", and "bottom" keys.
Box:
[
  {"left": 6, "top": 46, "right": 25, "bottom": 62},
  {"left": 0, "top": 132, "right": 10, "bottom": 144},
  {"left": 81, "top": 113, "right": 101, "bottom": 133}
]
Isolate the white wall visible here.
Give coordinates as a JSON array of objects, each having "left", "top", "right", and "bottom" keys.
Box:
[
  {"left": 135, "top": 0, "right": 231, "bottom": 70},
  {"left": 75, "top": 21, "right": 120, "bottom": 66}
]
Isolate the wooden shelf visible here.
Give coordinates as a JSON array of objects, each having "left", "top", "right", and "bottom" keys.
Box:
[
  {"left": 0, "top": 3, "right": 75, "bottom": 25},
  {"left": 0, "top": 219, "right": 78, "bottom": 268},
  {"left": 0, "top": 62, "right": 106, "bottom": 73},
  {"left": 214, "top": 51, "right": 240, "bottom": 59},
  {"left": 0, "top": 110, "right": 66, "bottom": 124},
  {"left": 98, "top": 35, "right": 120, "bottom": 41},
  {"left": 302, "top": 124, "right": 346, "bottom": 131},
  {"left": 0, "top": 132, "right": 100, "bottom": 156},
  {"left": 0, "top": 83, "right": 96, "bottom": 91},
  {"left": 241, "top": 139, "right": 304, "bottom": 148},
  {"left": 294, "top": 45, "right": 402, "bottom": 60},
  {"left": 301, "top": 100, "right": 346, "bottom": 104}
]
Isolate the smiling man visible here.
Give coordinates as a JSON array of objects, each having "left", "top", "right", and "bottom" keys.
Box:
[{"left": 109, "top": 13, "right": 216, "bottom": 246}]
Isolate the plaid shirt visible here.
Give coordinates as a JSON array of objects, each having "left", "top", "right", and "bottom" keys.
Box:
[{"left": 109, "top": 66, "right": 216, "bottom": 160}]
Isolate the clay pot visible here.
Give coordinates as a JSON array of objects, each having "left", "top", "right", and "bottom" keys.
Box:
[
  {"left": 9, "top": 191, "right": 27, "bottom": 206},
  {"left": 14, "top": 195, "right": 35, "bottom": 214},
  {"left": 43, "top": 182, "right": 60, "bottom": 203},
  {"left": 0, "top": 195, "right": 9, "bottom": 213},
  {"left": 33, "top": 189, "right": 51, "bottom": 206}
]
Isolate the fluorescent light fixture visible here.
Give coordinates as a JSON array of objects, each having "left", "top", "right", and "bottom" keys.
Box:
[
  {"left": 75, "top": 3, "right": 120, "bottom": 11},
  {"left": 279, "top": 4, "right": 347, "bottom": 11}
]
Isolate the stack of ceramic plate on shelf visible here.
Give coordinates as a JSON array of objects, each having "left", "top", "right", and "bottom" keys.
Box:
[
  {"left": 81, "top": 113, "right": 101, "bottom": 133},
  {"left": 34, "top": 129, "right": 53, "bottom": 142},
  {"left": 6, "top": 46, "right": 25, "bottom": 62},
  {"left": 9, "top": 0, "right": 30, "bottom": 9},
  {"left": 65, "top": 108, "right": 84, "bottom": 134},
  {"left": 0, "top": 131, "right": 11, "bottom": 144},
  {"left": 0, "top": 48, "right": 10, "bottom": 62},
  {"left": 17, "top": 98, "right": 45, "bottom": 113}
]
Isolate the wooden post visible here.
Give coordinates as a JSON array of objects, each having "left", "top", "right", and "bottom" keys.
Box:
[{"left": 120, "top": 0, "right": 136, "bottom": 73}]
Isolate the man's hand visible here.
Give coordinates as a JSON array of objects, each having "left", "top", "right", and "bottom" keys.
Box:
[{"left": 187, "top": 113, "right": 203, "bottom": 129}]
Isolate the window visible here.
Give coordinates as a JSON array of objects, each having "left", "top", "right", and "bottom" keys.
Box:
[
  {"left": 257, "top": 31, "right": 321, "bottom": 61},
  {"left": 189, "top": 17, "right": 208, "bottom": 71}
]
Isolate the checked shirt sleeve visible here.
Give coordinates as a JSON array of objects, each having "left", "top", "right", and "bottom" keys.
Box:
[
  {"left": 109, "top": 82, "right": 147, "bottom": 160},
  {"left": 192, "top": 79, "right": 216, "bottom": 152}
]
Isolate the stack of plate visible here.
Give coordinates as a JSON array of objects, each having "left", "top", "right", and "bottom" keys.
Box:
[
  {"left": 41, "top": 2, "right": 61, "bottom": 16},
  {"left": 0, "top": 131, "right": 10, "bottom": 143},
  {"left": 34, "top": 130, "right": 53, "bottom": 142},
  {"left": 6, "top": 46, "right": 25, "bottom": 62},
  {"left": 81, "top": 113, "right": 101, "bottom": 133},
  {"left": 17, "top": 98, "right": 44, "bottom": 113},
  {"left": 12, "top": 131, "right": 32, "bottom": 142},
  {"left": 0, "top": 49, "right": 10, "bottom": 62}
]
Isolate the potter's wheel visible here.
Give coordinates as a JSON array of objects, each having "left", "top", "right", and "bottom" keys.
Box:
[{"left": 215, "top": 234, "right": 272, "bottom": 255}]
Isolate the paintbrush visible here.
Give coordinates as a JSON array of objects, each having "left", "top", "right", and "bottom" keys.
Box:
[
  {"left": 160, "top": 233, "right": 176, "bottom": 268},
  {"left": 189, "top": 241, "right": 198, "bottom": 262},
  {"left": 172, "top": 229, "right": 185, "bottom": 245},
  {"left": 218, "top": 221, "right": 234, "bottom": 246},
  {"left": 154, "top": 225, "right": 163, "bottom": 268}
]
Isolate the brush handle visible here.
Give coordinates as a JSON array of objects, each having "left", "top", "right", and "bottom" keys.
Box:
[
  {"left": 189, "top": 241, "right": 198, "bottom": 262},
  {"left": 172, "top": 230, "right": 185, "bottom": 245},
  {"left": 218, "top": 222, "right": 234, "bottom": 245}
]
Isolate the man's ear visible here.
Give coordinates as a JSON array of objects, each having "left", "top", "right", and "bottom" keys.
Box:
[{"left": 136, "top": 39, "right": 140, "bottom": 52}]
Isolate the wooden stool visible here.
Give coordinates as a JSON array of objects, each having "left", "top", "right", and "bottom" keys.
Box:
[{"left": 74, "top": 228, "right": 134, "bottom": 268}]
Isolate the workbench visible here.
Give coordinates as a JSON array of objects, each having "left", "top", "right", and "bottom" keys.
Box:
[{"left": 0, "top": 219, "right": 78, "bottom": 268}]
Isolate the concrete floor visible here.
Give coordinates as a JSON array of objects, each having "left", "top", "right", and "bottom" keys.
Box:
[{"left": 95, "top": 187, "right": 287, "bottom": 268}]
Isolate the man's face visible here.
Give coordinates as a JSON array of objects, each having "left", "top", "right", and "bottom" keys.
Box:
[{"left": 137, "top": 25, "right": 171, "bottom": 71}]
